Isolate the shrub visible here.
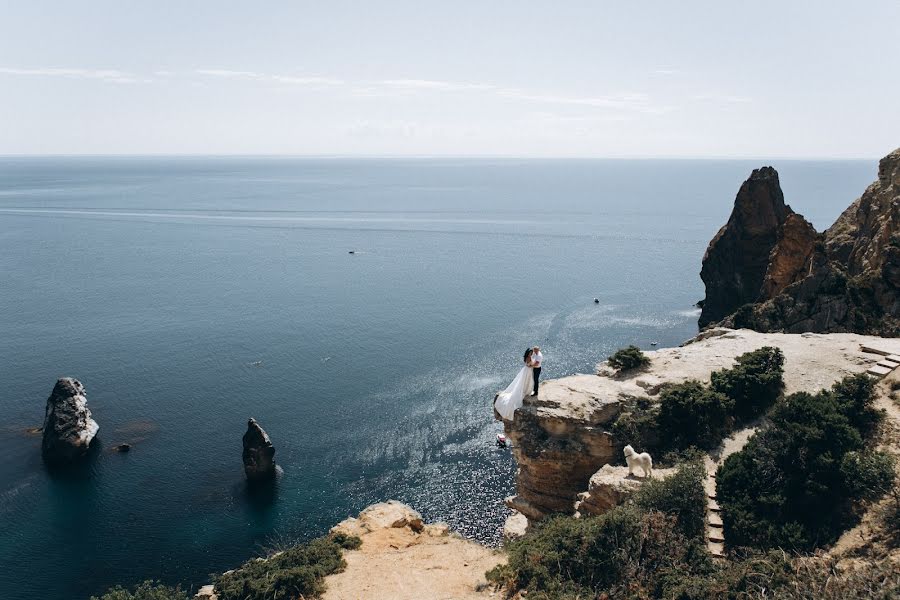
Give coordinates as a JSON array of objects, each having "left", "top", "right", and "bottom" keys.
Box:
[
  {"left": 213, "top": 533, "right": 360, "bottom": 600},
  {"left": 634, "top": 460, "right": 708, "bottom": 540},
  {"left": 710, "top": 346, "right": 784, "bottom": 422},
  {"left": 716, "top": 375, "right": 884, "bottom": 551},
  {"left": 91, "top": 581, "right": 189, "bottom": 600},
  {"left": 657, "top": 380, "right": 735, "bottom": 451},
  {"left": 487, "top": 506, "right": 699, "bottom": 599},
  {"left": 609, "top": 396, "right": 659, "bottom": 452},
  {"left": 607, "top": 345, "right": 650, "bottom": 372},
  {"left": 840, "top": 450, "right": 897, "bottom": 502}
]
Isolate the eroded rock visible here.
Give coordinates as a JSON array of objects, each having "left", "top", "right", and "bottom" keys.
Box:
[
  {"left": 41, "top": 378, "right": 99, "bottom": 465},
  {"left": 703, "top": 148, "right": 900, "bottom": 336},
  {"left": 242, "top": 418, "right": 276, "bottom": 481}
]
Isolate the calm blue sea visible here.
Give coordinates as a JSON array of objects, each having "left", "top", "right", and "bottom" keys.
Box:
[{"left": 0, "top": 157, "right": 876, "bottom": 599}]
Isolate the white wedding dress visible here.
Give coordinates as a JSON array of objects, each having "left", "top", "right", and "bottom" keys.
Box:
[{"left": 494, "top": 365, "right": 533, "bottom": 421}]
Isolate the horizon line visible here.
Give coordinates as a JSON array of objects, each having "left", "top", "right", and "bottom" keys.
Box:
[{"left": 0, "top": 152, "right": 883, "bottom": 161}]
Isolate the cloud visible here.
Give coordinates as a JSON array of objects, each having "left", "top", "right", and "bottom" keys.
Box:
[
  {"left": 379, "top": 79, "right": 495, "bottom": 91},
  {"left": 0, "top": 67, "right": 147, "bottom": 83},
  {"left": 196, "top": 69, "right": 343, "bottom": 86}
]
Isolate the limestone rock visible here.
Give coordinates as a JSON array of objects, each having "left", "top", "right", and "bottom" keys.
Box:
[
  {"left": 242, "top": 418, "right": 276, "bottom": 481},
  {"left": 699, "top": 166, "right": 793, "bottom": 327},
  {"left": 195, "top": 585, "right": 217, "bottom": 600},
  {"left": 41, "top": 378, "right": 99, "bottom": 464},
  {"left": 331, "top": 500, "right": 425, "bottom": 537},
  {"left": 503, "top": 511, "right": 529, "bottom": 540},
  {"left": 574, "top": 464, "right": 675, "bottom": 517},
  {"left": 704, "top": 148, "right": 900, "bottom": 336},
  {"left": 502, "top": 376, "right": 623, "bottom": 518}
]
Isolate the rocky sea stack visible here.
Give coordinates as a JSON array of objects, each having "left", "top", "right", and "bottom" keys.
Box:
[
  {"left": 41, "top": 378, "right": 99, "bottom": 464},
  {"left": 242, "top": 418, "right": 276, "bottom": 481},
  {"left": 700, "top": 147, "right": 900, "bottom": 335}
]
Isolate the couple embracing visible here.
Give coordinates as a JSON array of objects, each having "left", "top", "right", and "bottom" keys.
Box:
[{"left": 494, "top": 346, "right": 543, "bottom": 421}]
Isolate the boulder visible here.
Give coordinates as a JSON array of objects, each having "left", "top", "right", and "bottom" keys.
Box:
[
  {"left": 41, "top": 378, "right": 99, "bottom": 464},
  {"left": 242, "top": 418, "right": 276, "bottom": 481},
  {"left": 331, "top": 500, "right": 425, "bottom": 537},
  {"left": 574, "top": 464, "right": 675, "bottom": 517}
]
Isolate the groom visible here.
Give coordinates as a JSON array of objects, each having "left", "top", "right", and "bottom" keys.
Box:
[{"left": 530, "top": 346, "right": 543, "bottom": 396}]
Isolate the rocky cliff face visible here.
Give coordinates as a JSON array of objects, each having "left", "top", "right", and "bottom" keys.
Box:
[
  {"left": 701, "top": 148, "right": 900, "bottom": 336},
  {"left": 42, "top": 378, "right": 99, "bottom": 464},
  {"left": 698, "top": 166, "right": 795, "bottom": 327}
]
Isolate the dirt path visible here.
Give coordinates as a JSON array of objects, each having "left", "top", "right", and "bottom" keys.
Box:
[{"left": 703, "top": 424, "right": 759, "bottom": 557}]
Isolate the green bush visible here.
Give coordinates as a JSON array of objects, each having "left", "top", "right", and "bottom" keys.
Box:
[
  {"left": 213, "top": 533, "right": 361, "bottom": 600},
  {"left": 840, "top": 450, "right": 897, "bottom": 502},
  {"left": 609, "top": 396, "right": 659, "bottom": 452},
  {"left": 716, "top": 375, "right": 884, "bottom": 551},
  {"left": 634, "top": 460, "right": 708, "bottom": 540},
  {"left": 487, "top": 506, "right": 701, "bottom": 599},
  {"left": 607, "top": 345, "right": 650, "bottom": 372},
  {"left": 91, "top": 581, "right": 189, "bottom": 600},
  {"left": 657, "top": 380, "right": 735, "bottom": 451},
  {"left": 710, "top": 346, "right": 784, "bottom": 422}
]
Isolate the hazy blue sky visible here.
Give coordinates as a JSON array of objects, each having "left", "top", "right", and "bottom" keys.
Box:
[{"left": 1, "top": 1, "right": 898, "bottom": 157}]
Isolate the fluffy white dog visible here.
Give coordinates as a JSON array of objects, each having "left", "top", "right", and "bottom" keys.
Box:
[{"left": 623, "top": 444, "right": 653, "bottom": 478}]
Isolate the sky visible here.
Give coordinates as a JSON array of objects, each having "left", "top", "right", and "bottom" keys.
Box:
[{"left": 0, "top": 1, "right": 898, "bottom": 158}]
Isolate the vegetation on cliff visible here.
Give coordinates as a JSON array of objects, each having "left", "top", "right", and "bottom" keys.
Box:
[
  {"left": 487, "top": 461, "right": 710, "bottom": 598},
  {"left": 717, "top": 374, "right": 895, "bottom": 551},
  {"left": 212, "top": 532, "right": 361, "bottom": 600},
  {"left": 91, "top": 581, "right": 189, "bottom": 600},
  {"left": 612, "top": 347, "right": 784, "bottom": 456},
  {"left": 607, "top": 345, "right": 650, "bottom": 373}
]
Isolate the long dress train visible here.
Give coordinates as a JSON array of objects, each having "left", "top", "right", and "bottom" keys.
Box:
[{"left": 494, "top": 366, "right": 533, "bottom": 421}]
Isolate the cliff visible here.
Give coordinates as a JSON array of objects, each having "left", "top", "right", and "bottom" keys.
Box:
[
  {"left": 700, "top": 148, "right": 900, "bottom": 335},
  {"left": 501, "top": 328, "right": 900, "bottom": 520}
]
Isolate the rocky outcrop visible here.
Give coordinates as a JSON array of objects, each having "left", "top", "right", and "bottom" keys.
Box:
[
  {"left": 702, "top": 148, "right": 900, "bottom": 336},
  {"left": 699, "top": 166, "right": 794, "bottom": 327},
  {"left": 502, "top": 329, "right": 900, "bottom": 521},
  {"left": 574, "top": 464, "right": 675, "bottom": 517},
  {"left": 242, "top": 418, "right": 276, "bottom": 481},
  {"left": 502, "top": 375, "right": 624, "bottom": 520},
  {"left": 41, "top": 378, "right": 99, "bottom": 464}
]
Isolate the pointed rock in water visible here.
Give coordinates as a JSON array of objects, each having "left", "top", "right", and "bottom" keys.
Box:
[
  {"left": 41, "top": 378, "right": 99, "bottom": 465},
  {"left": 242, "top": 418, "right": 276, "bottom": 481}
]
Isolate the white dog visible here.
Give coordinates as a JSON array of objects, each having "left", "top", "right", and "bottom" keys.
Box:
[{"left": 623, "top": 444, "right": 653, "bottom": 478}]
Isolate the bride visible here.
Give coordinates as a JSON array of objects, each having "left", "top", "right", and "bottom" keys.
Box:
[{"left": 494, "top": 348, "right": 535, "bottom": 421}]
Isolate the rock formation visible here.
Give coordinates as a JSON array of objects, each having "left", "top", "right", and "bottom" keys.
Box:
[
  {"left": 242, "top": 418, "right": 276, "bottom": 481},
  {"left": 501, "top": 329, "right": 900, "bottom": 522},
  {"left": 502, "top": 375, "right": 622, "bottom": 520},
  {"left": 574, "top": 464, "right": 674, "bottom": 517},
  {"left": 41, "top": 378, "right": 99, "bottom": 464},
  {"left": 699, "top": 166, "right": 795, "bottom": 327},
  {"left": 700, "top": 148, "right": 900, "bottom": 336}
]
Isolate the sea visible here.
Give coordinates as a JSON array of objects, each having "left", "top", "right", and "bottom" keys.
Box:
[{"left": 0, "top": 156, "right": 877, "bottom": 599}]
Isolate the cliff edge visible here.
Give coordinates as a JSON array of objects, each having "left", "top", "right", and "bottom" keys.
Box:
[{"left": 501, "top": 329, "right": 900, "bottom": 521}]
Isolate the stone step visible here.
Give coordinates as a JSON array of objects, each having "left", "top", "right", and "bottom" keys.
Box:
[
  {"left": 887, "top": 354, "right": 900, "bottom": 363},
  {"left": 708, "top": 500, "right": 721, "bottom": 511},
  {"left": 708, "top": 531, "right": 725, "bottom": 543},
  {"left": 707, "top": 512, "right": 723, "bottom": 527},
  {"left": 707, "top": 492, "right": 717, "bottom": 500},
  {"left": 877, "top": 360, "right": 900, "bottom": 370},
  {"left": 708, "top": 541, "right": 726, "bottom": 559},
  {"left": 861, "top": 345, "right": 892, "bottom": 356},
  {"left": 867, "top": 365, "right": 892, "bottom": 377},
  {"left": 708, "top": 520, "right": 723, "bottom": 529}
]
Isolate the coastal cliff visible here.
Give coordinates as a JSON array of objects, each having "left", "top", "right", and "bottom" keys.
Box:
[
  {"left": 700, "top": 148, "right": 900, "bottom": 335},
  {"left": 501, "top": 328, "right": 900, "bottom": 521}
]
